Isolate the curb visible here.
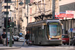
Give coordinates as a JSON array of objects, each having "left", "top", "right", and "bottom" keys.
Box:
[{"left": 0, "top": 47, "right": 21, "bottom": 49}]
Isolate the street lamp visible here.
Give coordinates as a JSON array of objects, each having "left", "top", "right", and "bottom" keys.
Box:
[
  {"left": 25, "top": 0, "right": 30, "bottom": 24},
  {"left": 26, "top": 4, "right": 28, "bottom": 24},
  {"left": 9, "top": 10, "right": 14, "bottom": 47},
  {"left": 19, "top": 1, "right": 23, "bottom": 5}
]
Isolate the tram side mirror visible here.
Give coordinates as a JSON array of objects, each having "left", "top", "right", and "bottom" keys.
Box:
[
  {"left": 42, "top": 25, "right": 44, "bottom": 29},
  {"left": 62, "top": 24, "right": 64, "bottom": 29},
  {"left": 47, "top": 22, "right": 49, "bottom": 25}
]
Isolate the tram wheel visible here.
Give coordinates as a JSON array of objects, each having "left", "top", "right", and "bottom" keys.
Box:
[
  {"left": 39, "top": 42, "right": 41, "bottom": 45},
  {"left": 67, "top": 43, "right": 69, "bottom": 45},
  {"left": 59, "top": 44, "right": 62, "bottom": 46},
  {"left": 63, "top": 43, "right": 65, "bottom": 45}
]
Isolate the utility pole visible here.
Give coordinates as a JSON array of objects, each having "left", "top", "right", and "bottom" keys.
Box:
[
  {"left": 6, "top": 0, "right": 8, "bottom": 46},
  {"left": 52, "top": 0, "right": 55, "bottom": 19},
  {"left": 26, "top": 4, "right": 28, "bottom": 24},
  {"left": 43, "top": 0, "right": 45, "bottom": 20},
  {"left": 8, "top": 0, "right": 23, "bottom": 47},
  {"left": 25, "top": 0, "right": 30, "bottom": 24},
  {"left": 9, "top": 11, "right": 12, "bottom": 47}
]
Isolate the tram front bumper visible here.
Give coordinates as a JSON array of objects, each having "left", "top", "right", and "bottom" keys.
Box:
[{"left": 42, "top": 40, "right": 62, "bottom": 45}]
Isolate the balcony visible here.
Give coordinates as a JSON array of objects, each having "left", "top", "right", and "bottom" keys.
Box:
[
  {"left": 2, "top": 3, "right": 11, "bottom": 7},
  {"left": 2, "top": 9, "right": 10, "bottom": 12}
]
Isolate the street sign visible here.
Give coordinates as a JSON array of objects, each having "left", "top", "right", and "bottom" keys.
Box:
[
  {"left": 19, "top": 33, "right": 22, "bottom": 35},
  {"left": 70, "top": 28, "right": 73, "bottom": 32}
]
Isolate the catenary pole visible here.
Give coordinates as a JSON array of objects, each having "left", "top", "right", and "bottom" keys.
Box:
[
  {"left": 6, "top": 0, "right": 8, "bottom": 46},
  {"left": 52, "top": 0, "right": 55, "bottom": 19}
]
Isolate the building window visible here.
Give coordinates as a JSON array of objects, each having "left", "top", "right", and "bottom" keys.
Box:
[
  {"left": 4, "top": 6, "right": 10, "bottom": 9},
  {"left": 0, "top": 0, "right": 2, "bottom": 3},
  {"left": 5, "top": 0, "right": 11, "bottom": 3},
  {"left": 0, "top": 26, "right": 2, "bottom": 28},
  {"left": 30, "top": 8, "right": 32, "bottom": 14},
  {"left": 14, "top": 14, "right": 16, "bottom": 19},
  {"left": 30, "top": 0, "right": 33, "bottom": 3},
  {"left": 4, "top": 11, "right": 9, "bottom": 14},
  {"left": 14, "top": 21, "right": 16, "bottom": 26}
]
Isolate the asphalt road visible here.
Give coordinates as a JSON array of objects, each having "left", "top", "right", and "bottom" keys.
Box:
[
  {"left": 13, "top": 41, "right": 75, "bottom": 50},
  {"left": 0, "top": 41, "right": 75, "bottom": 50}
]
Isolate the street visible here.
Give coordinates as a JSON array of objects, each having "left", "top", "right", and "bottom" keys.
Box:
[{"left": 0, "top": 41, "right": 75, "bottom": 50}]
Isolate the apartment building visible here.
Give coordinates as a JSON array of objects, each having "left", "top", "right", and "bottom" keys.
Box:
[
  {"left": 2, "top": 0, "right": 22, "bottom": 35},
  {"left": 59, "top": 0, "right": 75, "bottom": 37},
  {"left": 59, "top": 0, "right": 75, "bottom": 12},
  {"left": 13, "top": 0, "right": 26, "bottom": 35},
  {"left": 0, "top": 0, "right": 3, "bottom": 34},
  {"left": 27, "top": 0, "right": 59, "bottom": 22}
]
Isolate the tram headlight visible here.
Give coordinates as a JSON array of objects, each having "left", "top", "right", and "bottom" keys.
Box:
[
  {"left": 59, "top": 38, "right": 61, "bottom": 40},
  {"left": 49, "top": 38, "right": 51, "bottom": 40}
]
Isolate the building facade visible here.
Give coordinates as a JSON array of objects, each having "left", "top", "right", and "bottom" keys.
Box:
[
  {"left": 2, "top": 0, "right": 24, "bottom": 35},
  {"left": 2, "top": 0, "right": 15, "bottom": 34},
  {"left": 59, "top": 0, "right": 75, "bottom": 12},
  {"left": 27, "top": 0, "right": 59, "bottom": 22},
  {"left": 59, "top": 0, "right": 75, "bottom": 38},
  {"left": 0, "top": 0, "right": 3, "bottom": 34}
]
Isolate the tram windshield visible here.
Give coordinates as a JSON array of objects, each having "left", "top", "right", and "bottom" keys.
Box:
[{"left": 49, "top": 23, "right": 61, "bottom": 36}]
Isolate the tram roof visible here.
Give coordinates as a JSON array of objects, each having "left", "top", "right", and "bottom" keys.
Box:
[{"left": 27, "top": 19, "right": 60, "bottom": 27}]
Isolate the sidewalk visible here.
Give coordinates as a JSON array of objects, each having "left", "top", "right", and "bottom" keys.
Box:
[{"left": 0, "top": 44, "right": 21, "bottom": 49}]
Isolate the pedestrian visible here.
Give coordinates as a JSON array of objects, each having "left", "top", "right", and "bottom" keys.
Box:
[
  {"left": 1, "top": 32, "right": 6, "bottom": 46},
  {"left": 22, "top": 31, "right": 30, "bottom": 46}
]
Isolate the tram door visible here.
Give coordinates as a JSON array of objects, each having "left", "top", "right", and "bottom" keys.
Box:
[{"left": 33, "top": 27, "right": 38, "bottom": 44}]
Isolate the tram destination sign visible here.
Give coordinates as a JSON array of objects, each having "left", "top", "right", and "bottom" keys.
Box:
[{"left": 50, "top": 23, "right": 59, "bottom": 25}]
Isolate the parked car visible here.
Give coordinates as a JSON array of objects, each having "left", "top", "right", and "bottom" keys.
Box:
[
  {"left": 7, "top": 34, "right": 14, "bottom": 44},
  {"left": 18, "top": 37, "right": 24, "bottom": 42},
  {"left": 13, "top": 35, "right": 19, "bottom": 41},
  {"left": 0, "top": 35, "right": 2, "bottom": 44},
  {"left": 70, "top": 36, "right": 75, "bottom": 45},
  {"left": 7, "top": 36, "right": 14, "bottom": 44},
  {"left": 62, "top": 34, "right": 69, "bottom": 45}
]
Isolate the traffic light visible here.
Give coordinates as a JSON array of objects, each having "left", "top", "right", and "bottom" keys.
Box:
[
  {"left": 4, "top": 17, "right": 11, "bottom": 28},
  {"left": 7, "top": 18, "right": 11, "bottom": 28}
]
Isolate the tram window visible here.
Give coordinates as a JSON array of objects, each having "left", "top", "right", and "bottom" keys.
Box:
[
  {"left": 38, "top": 27, "right": 42, "bottom": 37},
  {"left": 49, "top": 24, "right": 61, "bottom": 36},
  {"left": 45, "top": 25, "right": 48, "bottom": 32},
  {"left": 33, "top": 27, "right": 38, "bottom": 37}
]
